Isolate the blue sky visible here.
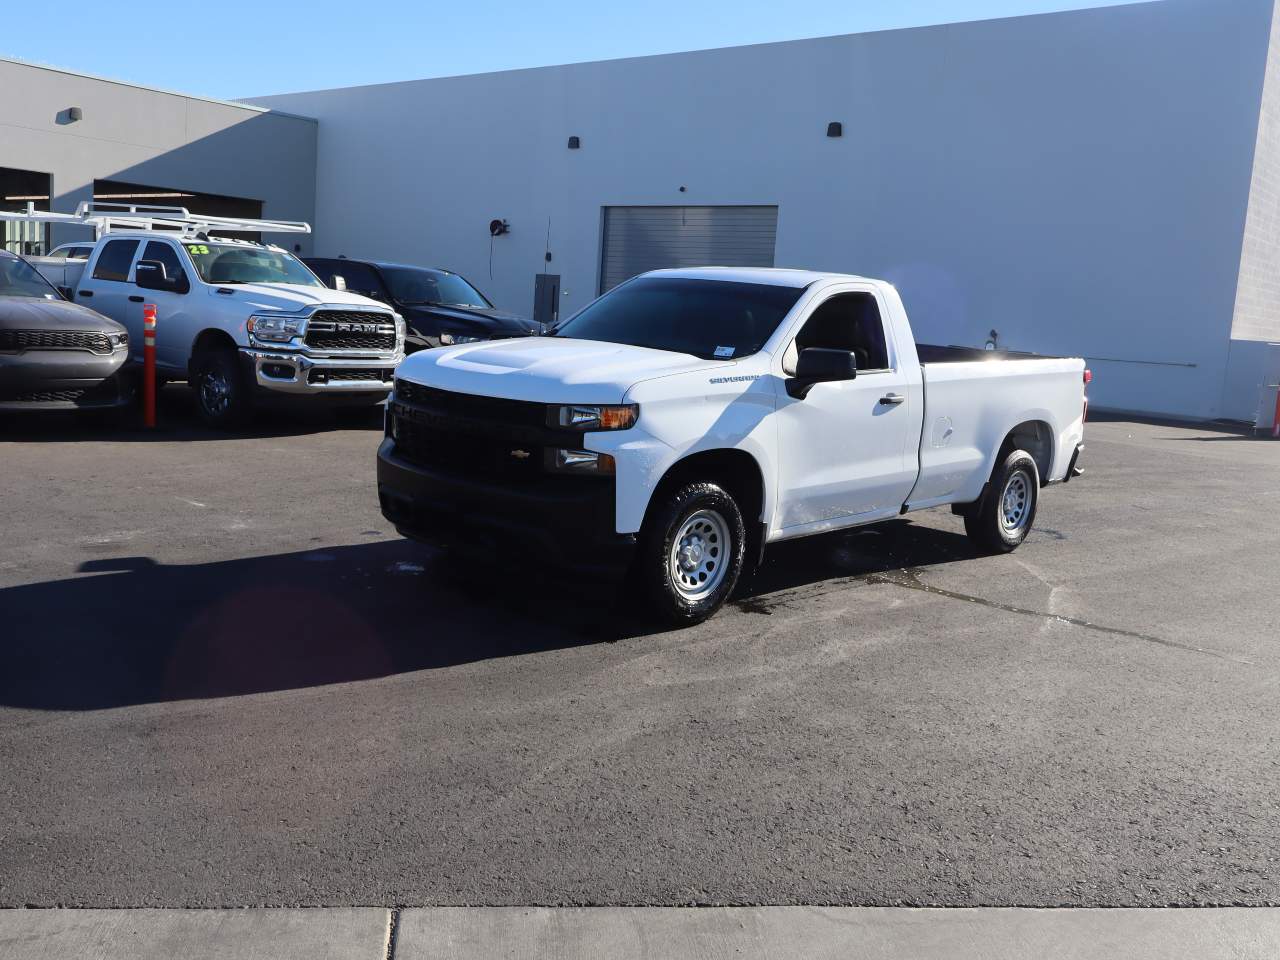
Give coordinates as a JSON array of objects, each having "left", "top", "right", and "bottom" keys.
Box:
[{"left": 4, "top": 0, "right": 1140, "bottom": 101}]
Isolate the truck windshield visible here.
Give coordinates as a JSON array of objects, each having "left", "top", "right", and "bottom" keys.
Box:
[
  {"left": 0, "top": 255, "right": 60, "bottom": 299},
  {"left": 551, "top": 277, "right": 803, "bottom": 360},
  {"left": 382, "top": 266, "right": 491, "bottom": 308},
  {"left": 183, "top": 243, "right": 324, "bottom": 288}
]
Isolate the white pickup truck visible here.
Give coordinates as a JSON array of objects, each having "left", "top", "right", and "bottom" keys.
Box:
[
  {"left": 377, "top": 268, "right": 1088, "bottom": 623},
  {"left": 12, "top": 203, "right": 404, "bottom": 427}
]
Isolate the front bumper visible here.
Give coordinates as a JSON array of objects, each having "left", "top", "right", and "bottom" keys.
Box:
[
  {"left": 377, "top": 437, "right": 636, "bottom": 578},
  {"left": 242, "top": 347, "right": 402, "bottom": 395},
  {"left": 0, "top": 349, "right": 132, "bottom": 410}
]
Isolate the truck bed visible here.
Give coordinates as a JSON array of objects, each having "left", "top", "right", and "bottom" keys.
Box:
[
  {"left": 907, "top": 348, "right": 1087, "bottom": 511},
  {"left": 915, "top": 343, "right": 1063, "bottom": 364}
]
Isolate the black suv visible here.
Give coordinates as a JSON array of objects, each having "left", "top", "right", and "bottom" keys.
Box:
[{"left": 305, "top": 258, "right": 540, "bottom": 354}]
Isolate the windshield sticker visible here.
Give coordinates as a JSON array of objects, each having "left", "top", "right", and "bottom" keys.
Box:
[
  {"left": 714, "top": 346, "right": 735, "bottom": 358},
  {"left": 184, "top": 244, "right": 210, "bottom": 255}
]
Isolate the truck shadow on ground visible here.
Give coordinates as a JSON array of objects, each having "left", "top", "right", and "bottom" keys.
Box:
[
  {"left": 0, "top": 520, "right": 976, "bottom": 712},
  {"left": 0, "top": 385, "right": 385, "bottom": 443}
]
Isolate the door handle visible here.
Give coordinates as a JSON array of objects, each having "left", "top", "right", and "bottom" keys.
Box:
[
  {"left": 128, "top": 295, "right": 145, "bottom": 303},
  {"left": 879, "top": 393, "right": 906, "bottom": 406},
  {"left": 78, "top": 290, "right": 93, "bottom": 298}
]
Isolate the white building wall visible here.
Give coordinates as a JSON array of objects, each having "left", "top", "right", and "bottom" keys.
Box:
[
  {"left": 254, "top": 0, "right": 1274, "bottom": 419},
  {"left": 0, "top": 58, "right": 317, "bottom": 252},
  {"left": 1226, "top": 0, "right": 1280, "bottom": 420}
]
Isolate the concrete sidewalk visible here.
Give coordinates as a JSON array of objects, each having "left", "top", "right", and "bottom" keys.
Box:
[{"left": 3, "top": 907, "right": 1280, "bottom": 959}]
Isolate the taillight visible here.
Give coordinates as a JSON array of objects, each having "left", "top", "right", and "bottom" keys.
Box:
[
  {"left": 1084, "top": 369, "right": 1092, "bottom": 385},
  {"left": 1083, "top": 369, "right": 1091, "bottom": 423}
]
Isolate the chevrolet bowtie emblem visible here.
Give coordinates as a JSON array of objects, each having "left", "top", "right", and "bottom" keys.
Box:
[{"left": 510, "top": 449, "right": 532, "bottom": 459}]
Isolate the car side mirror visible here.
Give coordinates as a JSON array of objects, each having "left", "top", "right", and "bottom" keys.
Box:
[
  {"left": 135, "top": 260, "right": 188, "bottom": 294},
  {"left": 786, "top": 347, "right": 857, "bottom": 399}
]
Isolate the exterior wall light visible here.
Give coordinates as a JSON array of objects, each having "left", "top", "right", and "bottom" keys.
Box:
[
  {"left": 827, "top": 122, "right": 843, "bottom": 138},
  {"left": 567, "top": 136, "right": 581, "bottom": 149}
]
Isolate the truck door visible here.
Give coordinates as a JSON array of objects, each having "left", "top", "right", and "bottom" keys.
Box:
[
  {"left": 773, "top": 289, "right": 917, "bottom": 529},
  {"left": 78, "top": 238, "right": 141, "bottom": 356},
  {"left": 132, "top": 239, "right": 195, "bottom": 373}
]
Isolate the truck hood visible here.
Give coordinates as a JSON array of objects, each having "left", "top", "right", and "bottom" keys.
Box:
[
  {"left": 395, "top": 336, "right": 718, "bottom": 403},
  {"left": 400, "top": 302, "right": 540, "bottom": 338},
  {"left": 0, "top": 295, "right": 126, "bottom": 333},
  {"left": 206, "top": 283, "right": 393, "bottom": 316}
]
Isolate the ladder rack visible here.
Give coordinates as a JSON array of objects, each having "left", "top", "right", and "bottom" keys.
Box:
[{"left": 0, "top": 201, "right": 312, "bottom": 241}]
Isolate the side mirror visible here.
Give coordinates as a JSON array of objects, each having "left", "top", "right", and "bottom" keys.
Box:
[
  {"left": 332, "top": 275, "right": 347, "bottom": 291},
  {"left": 135, "top": 260, "right": 188, "bottom": 294},
  {"left": 786, "top": 347, "right": 857, "bottom": 399}
]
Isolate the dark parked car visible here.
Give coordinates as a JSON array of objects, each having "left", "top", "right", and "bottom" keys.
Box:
[
  {"left": 0, "top": 250, "right": 131, "bottom": 411},
  {"left": 305, "top": 257, "right": 539, "bottom": 353}
]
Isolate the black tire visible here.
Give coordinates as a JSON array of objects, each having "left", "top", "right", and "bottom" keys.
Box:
[
  {"left": 191, "top": 348, "right": 252, "bottom": 429},
  {"left": 637, "top": 481, "right": 747, "bottom": 626},
  {"left": 964, "top": 448, "right": 1040, "bottom": 553}
]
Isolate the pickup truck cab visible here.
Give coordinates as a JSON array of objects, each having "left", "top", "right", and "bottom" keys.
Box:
[
  {"left": 70, "top": 235, "right": 404, "bottom": 426},
  {"left": 10, "top": 203, "right": 405, "bottom": 427},
  {"left": 305, "top": 257, "right": 539, "bottom": 353},
  {"left": 378, "top": 268, "right": 1088, "bottom": 624}
]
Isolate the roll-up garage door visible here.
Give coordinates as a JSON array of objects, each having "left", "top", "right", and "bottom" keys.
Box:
[{"left": 599, "top": 205, "right": 778, "bottom": 294}]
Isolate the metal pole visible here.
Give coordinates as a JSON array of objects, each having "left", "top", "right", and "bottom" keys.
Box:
[{"left": 143, "top": 304, "right": 157, "bottom": 428}]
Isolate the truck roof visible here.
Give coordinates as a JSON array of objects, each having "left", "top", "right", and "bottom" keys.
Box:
[{"left": 641, "top": 267, "right": 875, "bottom": 288}]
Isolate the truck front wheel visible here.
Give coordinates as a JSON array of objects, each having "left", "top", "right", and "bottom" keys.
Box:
[
  {"left": 638, "top": 481, "right": 747, "bottom": 626},
  {"left": 964, "top": 448, "right": 1040, "bottom": 553},
  {"left": 192, "top": 347, "right": 252, "bottom": 429}
]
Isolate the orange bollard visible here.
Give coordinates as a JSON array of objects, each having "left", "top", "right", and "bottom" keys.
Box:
[{"left": 143, "top": 303, "right": 157, "bottom": 428}]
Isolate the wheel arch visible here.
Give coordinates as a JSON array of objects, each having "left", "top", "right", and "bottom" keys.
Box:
[
  {"left": 642, "top": 447, "right": 769, "bottom": 564},
  {"left": 1001, "top": 419, "right": 1055, "bottom": 486},
  {"left": 187, "top": 328, "right": 240, "bottom": 379}
]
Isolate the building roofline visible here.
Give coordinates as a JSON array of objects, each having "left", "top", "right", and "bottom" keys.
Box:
[
  {"left": 245, "top": 0, "right": 1163, "bottom": 100},
  {"left": 0, "top": 54, "right": 317, "bottom": 122}
]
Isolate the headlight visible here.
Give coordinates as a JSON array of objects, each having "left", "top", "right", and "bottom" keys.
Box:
[
  {"left": 108, "top": 332, "right": 128, "bottom": 349},
  {"left": 549, "top": 404, "right": 638, "bottom": 431},
  {"left": 548, "top": 448, "right": 616, "bottom": 475},
  {"left": 248, "top": 315, "right": 306, "bottom": 342},
  {"left": 439, "top": 332, "right": 484, "bottom": 345}
]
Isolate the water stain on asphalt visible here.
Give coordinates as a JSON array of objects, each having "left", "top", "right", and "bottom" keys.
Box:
[{"left": 736, "top": 558, "right": 1251, "bottom": 665}]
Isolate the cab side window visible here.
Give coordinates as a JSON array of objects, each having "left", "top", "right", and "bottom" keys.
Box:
[
  {"left": 92, "top": 239, "right": 140, "bottom": 282},
  {"left": 141, "top": 241, "right": 190, "bottom": 293},
  {"left": 307, "top": 259, "right": 336, "bottom": 287},
  {"left": 793, "top": 293, "right": 890, "bottom": 372},
  {"left": 333, "top": 262, "right": 386, "bottom": 301}
]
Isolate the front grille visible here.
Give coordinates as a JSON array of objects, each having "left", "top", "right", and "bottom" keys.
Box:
[
  {"left": 308, "top": 368, "right": 393, "bottom": 384},
  {"left": 393, "top": 380, "right": 546, "bottom": 427},
  {"left": 304, "top": 311, "right": 396, "bottom": 351},
  {"left": 0, "top": 329, "right": 113, "bottom": 354},
  {"left": 391, "top": 416, "right": 544, "bottom": 481},
  {"left": 13, "top": 389, "right": 87, "bottom": 403}
]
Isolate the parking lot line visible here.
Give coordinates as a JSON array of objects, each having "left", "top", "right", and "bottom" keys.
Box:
[
  {"left": 397, "top": 906, "right": 1280, "bottom": 960},
  {"left": 2, "top": 907, "right": 1276, "bottom": 959},
  {"left": 0, "top": 908, "right": 390, "bottom": 960}
]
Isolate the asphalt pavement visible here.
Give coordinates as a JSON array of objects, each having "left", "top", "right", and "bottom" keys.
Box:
[{"left": 1, "top": 390, "right": 1278, "bottom": 908}]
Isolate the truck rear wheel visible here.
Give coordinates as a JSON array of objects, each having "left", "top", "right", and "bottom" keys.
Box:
[
  {"left": 638, "top": 481, "right": 747, "bottom": 626},
  {"left": 192, "top": 347, "right": 252, "bottom": 429},
  {"left": 964, "top": 448, "right": 1040, "bottom": 553}
]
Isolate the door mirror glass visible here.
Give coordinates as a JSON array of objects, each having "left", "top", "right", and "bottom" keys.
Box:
[
  {"left": 788, "top": 347, "right": 857, "bottom": 399},
  {"left": 135, "top": 260, "right": 184, "bottom": 293}
]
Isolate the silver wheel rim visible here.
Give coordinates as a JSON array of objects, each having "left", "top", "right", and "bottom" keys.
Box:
[
  {"left": 999, "top": 470, "right": 1032, "bottom": 535},
  {"left": 200, "top": 369, "right": 231, "bottom": 416},
  {"left": 669, "top": 508, "right": 730, "bottom": 601}
]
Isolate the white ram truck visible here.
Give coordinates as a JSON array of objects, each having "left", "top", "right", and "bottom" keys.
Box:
[
  {"left": 378, "top": 268, "right": 1088, "bottom": 623},
  {"left": 13, "top": 203, "right": 404, "bottom": 427}
]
